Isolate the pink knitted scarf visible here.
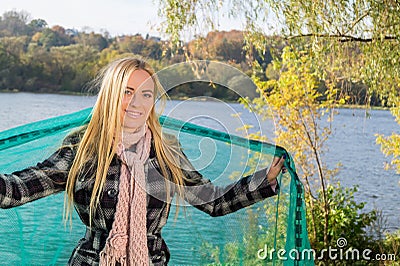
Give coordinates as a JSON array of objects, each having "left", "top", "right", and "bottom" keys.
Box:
[{"left": 100, "top": 126, "right": 151, "bottom": 266}]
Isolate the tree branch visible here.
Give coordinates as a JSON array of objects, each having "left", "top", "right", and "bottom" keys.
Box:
[
  {"left": 345, "top": 10, "right": 371, "bottom": 35},
  {"left": 286, "top": 33, "right": 399, "bottom": 42}
]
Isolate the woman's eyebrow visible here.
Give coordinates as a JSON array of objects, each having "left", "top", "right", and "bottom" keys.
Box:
[{"left": 126, "top": 86, "right": 154, "bottom": 93}]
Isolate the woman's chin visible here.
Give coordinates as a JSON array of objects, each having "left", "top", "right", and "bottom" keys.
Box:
[{"left": 122, "top": 122, "right": 145, "bottom": 133}]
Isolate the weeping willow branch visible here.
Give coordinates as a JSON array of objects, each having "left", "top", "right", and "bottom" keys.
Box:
[{"left": 286, "top": 33, "right": 399, "bottom": 42}]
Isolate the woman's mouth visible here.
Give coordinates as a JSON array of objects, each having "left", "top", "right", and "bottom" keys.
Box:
[{"left": 125, "top": 110, "right": 143, "bottom": 119}]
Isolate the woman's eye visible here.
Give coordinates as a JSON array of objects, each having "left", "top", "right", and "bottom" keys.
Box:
[
  {"left": 144, "top": 93, "right": 153, "bottom": 98},
  {"left": 124, "top": 90, "right": 133, "bottom": 95}
]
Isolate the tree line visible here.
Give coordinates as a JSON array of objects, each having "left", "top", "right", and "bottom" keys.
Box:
[
  {"left": 0, "top": 10, "right": 378, "bottom": 104},
  {"left": 0, "top": 10, "right": 160, "bottom": 94}
]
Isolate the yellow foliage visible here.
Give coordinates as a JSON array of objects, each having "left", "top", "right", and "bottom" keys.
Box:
[
  {"left": 376, "top": 105, "right": 400, "bottom": 174},
  {"left": 31, "top": 32, "right": 41, "bottom": 43},
  {"left": 251, "top": 46, "right": 346, "bottom": 186}
]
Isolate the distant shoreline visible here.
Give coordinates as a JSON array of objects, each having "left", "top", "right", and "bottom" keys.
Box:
[
  {"left": 0, "top": 89, "right": 94, "bottom": 96},
  {"left": 337, "top": 104, "right": 390, "bottom": 111},
  {"left": 0, "top": 90, "right": 391, "bottom": 110},
  {"left": 0, "top": 90, "right": 239, "bottom": 103}
]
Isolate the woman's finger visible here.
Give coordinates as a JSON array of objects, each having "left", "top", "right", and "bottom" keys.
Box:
[{"left": 275, "top": 155, "right": 285, "bottom": 167}]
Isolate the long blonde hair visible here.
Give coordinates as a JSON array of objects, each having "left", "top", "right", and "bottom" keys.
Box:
[{"left": 64, "top": 57, "right": 186, "bottom": 226}]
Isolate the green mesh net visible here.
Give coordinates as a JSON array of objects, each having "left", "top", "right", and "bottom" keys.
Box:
[{"left": 0, "top": 106, "right": 313, "bottom": 265}]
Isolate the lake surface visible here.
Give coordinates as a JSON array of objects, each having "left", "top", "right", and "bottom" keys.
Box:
[{"left": 0, "top": 92, "right": 399, "bottom": 265}]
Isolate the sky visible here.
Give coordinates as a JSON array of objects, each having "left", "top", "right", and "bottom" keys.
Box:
[{"left": 0, "top": 0, "right": 244, "bottom": 38}]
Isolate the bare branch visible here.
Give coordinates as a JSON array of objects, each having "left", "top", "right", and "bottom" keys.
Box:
[
  {"left": 286, "top": 33, "right": 399, "bottom": 42},
  {"left": 344, "top": 9, "right": 371, "bottom": 35}
]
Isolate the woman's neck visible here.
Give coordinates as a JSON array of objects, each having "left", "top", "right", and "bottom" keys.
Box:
[{"left": 121, "top": 124, "right": 147, "bottom": 148}]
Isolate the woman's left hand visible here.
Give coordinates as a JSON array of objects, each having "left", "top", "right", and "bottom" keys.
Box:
[{"left": 266, "top": 156, "right": 286, "bottom": 183}]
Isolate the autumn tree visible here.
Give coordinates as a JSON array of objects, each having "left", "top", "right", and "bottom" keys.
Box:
[
  {"left": 156, "top": 0, "right": 400, "bottom": 175},
  {"left": 28, "top": 19, "right": 47, "bottom": 32},
  {"left": 74, "top": 31, "right": 108, "bottom": 51},
  {"left": 0, "top": 11, "right": 31, "bottom": 37}
]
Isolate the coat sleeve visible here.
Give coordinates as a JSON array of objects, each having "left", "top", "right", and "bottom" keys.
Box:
[
  {"left": 0, "top": 130, "right": 81, "bottom": 208},
  {"left": 180, "top": 152, "right": 279, "bottom": 217}
]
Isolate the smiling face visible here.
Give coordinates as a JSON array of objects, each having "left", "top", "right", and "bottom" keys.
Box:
[{"left": 121, "top": 69, "right": 155, "bottom": 133}]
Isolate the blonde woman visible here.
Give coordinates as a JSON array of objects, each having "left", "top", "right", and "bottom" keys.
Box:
[{"left": 0, "top": 57, "right": 285, "bottom": 265}]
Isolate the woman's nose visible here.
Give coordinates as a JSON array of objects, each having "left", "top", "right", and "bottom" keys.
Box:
[{"left": 129, "top": 93, "right": 139, "bottom": 106}]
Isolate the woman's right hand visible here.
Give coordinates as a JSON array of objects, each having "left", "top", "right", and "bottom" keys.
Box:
[{"left": 266, "top": 156, "right": 286, "bottom": 183}]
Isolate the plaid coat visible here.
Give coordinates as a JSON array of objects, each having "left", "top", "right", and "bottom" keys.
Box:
[{"left": 0, "top": 130, "right": 278, "bottom": 265}]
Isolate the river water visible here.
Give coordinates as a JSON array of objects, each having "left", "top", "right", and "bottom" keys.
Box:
[{"left": 0, "top": 92, "right": 399, "bottom": 265}]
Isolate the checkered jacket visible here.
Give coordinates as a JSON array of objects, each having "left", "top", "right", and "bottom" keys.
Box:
[{"left": 0, "top": 129, "right": 278, "bottom": 265}]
